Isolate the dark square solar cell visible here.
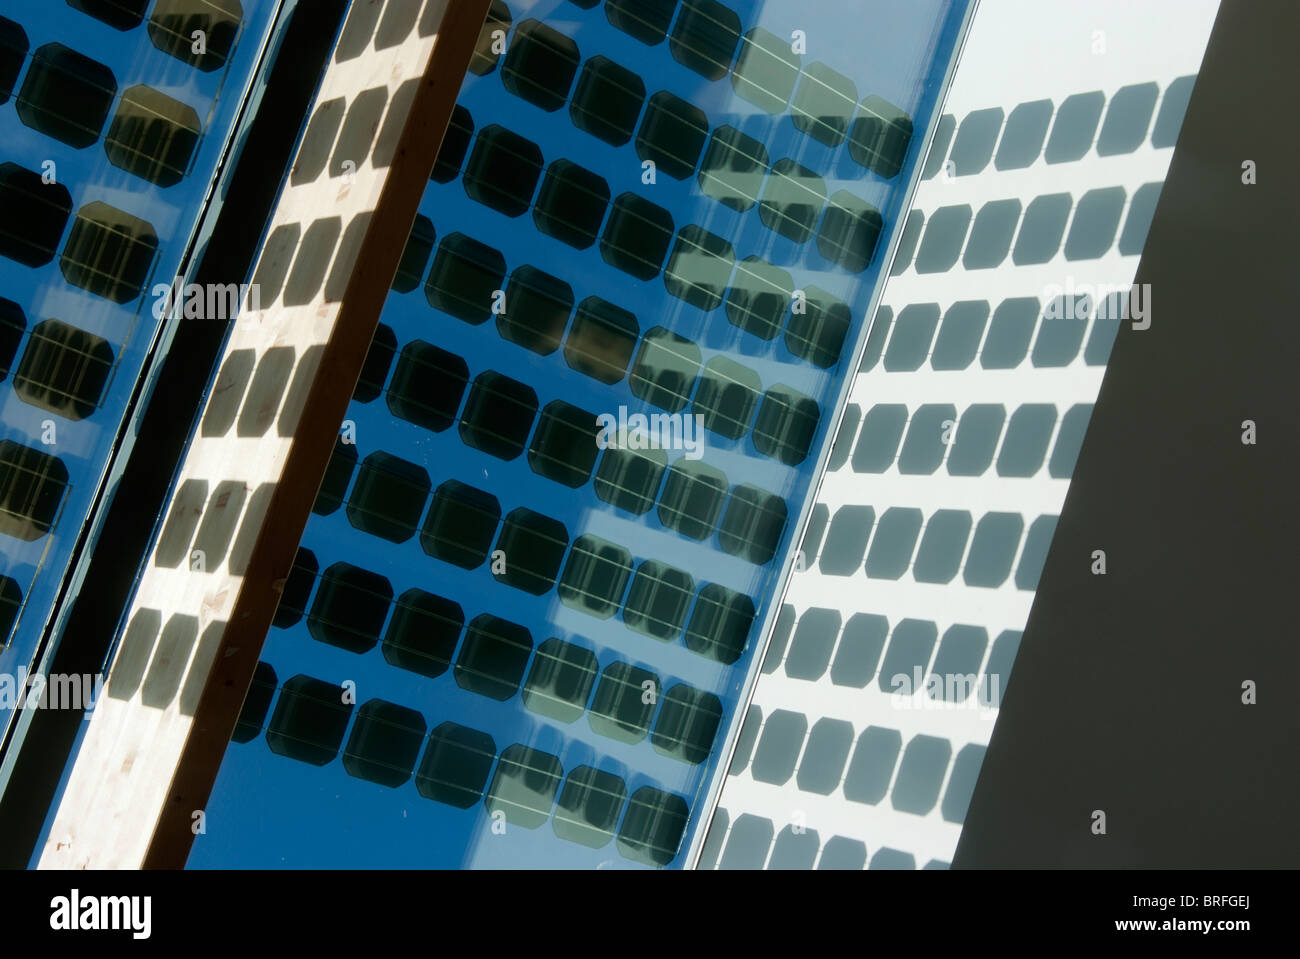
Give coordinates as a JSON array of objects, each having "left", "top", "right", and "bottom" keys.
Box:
[
  {"left": 306, "top": 562, "right": 392, "bottom": 654},
  {"left": 13, "top": 319, "right": 115, "bottom": 421},
  {"left": 698, "top": 125, "right": 769, "bottom": 212},
  {"left": 345, "top": 451, "right": 430, "bottom": 543},
  {"left": 564, "top": 296, "right": 639, "bottom": 383},
  {"left": 0, "top": 440, "right": 69, "bottom": 542},
  {"left": 529, "top": 400, "right": 600, "bottom": 487},
  {"left": 664, "top": 225, "right": 734, "bottom": 311},
  {"left": 416, "top": 722, "right": 497, "bottom": 808},
  {"left": 383, "top": 588, "right": 463, "bottom": 678},
  {"left": 458, "top": 370, "right": 538, "bottom": 460},
  {"left": 718, "top": 484, "right": 787, "bottom": 565},
  {"left": 817, "top": 191, "right": 882, "bottom": 274},
  {"left": 683, "top": 583, "right": 753, "bottom": 663},
  {"left": 669, "top": 0, "right": 741, "bottom": 80},
  {"left": 693, "top": 356, "right": 760, "bottom": 439},
  {"left": 60, "top": 202, "right": 159, "bottom": 303},
  {"left": 420, "top": 480, "right": 500, "bottom": 569},
  {"left": 623, "top": 560, "right": 693, "bottom": 640},
  {"left": 753, "top": 385, "right": 820, "bottom": 466},
  {"left": 629, "top": 327, "right": 700, "bottom": 412},
  {"left": 570, "top": 55, "right": 645, "bottom": 146},
  {"left": 636, "top": 91, "right": 708, "bottom": 180},
  {"left": 499, "top": 265, "right": 574, "bottom": 354},
  {"left": 594, "top": 445, "right": 666, "bottom": 516},
  {"left": 502, "top": 19, "right": 580, "bottom": 112},
  {"left": 589, "top": 661, "right": 659, "bottom": 743},
  {"left": 554, "top": 766, "right": 627, "bottom": 848},
  {"left": 759, "top": 159, "right": 826, "bottom": 244},
  {"left": 731, "top": 27, "right": 798, "bottom": 113},
  {"left": 618, "top": 786, "right": 689, "bottom": 866},
  {"left": 792, "top": 62, "right": 857, "bottom": 147},
  {"left": 343, "top": 699, "right": 427, "bottom": 787},
  {"left": 786, "top": 286, "right": 852, "bottom": 368},
  {"left": 386, "top": 340, "right": 468, "bottom": 431},
  {"left": 652, "top": 684, "right": 723, "bottom": 763},
  {"left": 657, "top": 460, "right": 728, "bottom": 540},
  {"left": 0, "top": 575, "right": 20, "bottom": 646},
  {"left": 147, "top": 0, "right": 242, "bottom": 72},
  {"left": 558, "top": 535, "right": 633, "bottom": 618},
  {"left": 455, "top": 614, "right": 533, "bottom": 701},
  {"left": 463, "top": 124, "right": 544, "bottom": 217},
  {"left": 492, "top": 507, "right": 569, "bottom": 595},
  {"left": 0, "top": 164, "right": 71, "bottom": 268},
  {"left": 0, "top": 16, "right": 29, "bottom": 106},
  {"left": 231, "top": 661, "right": 276, "bottom": 743},
  {"left": 725, "top": 256, "right": 792, "bottom": 340},
  {"left": 849, "top": 95, "right": 914, "bottom": 178},
  {"left": 104, "top": 85, "right": 201, "bottom": 187},
  {"left": 522, "top": 638, "right": 599, "bottom": 722},
  {"left": 16, "top": 43, "right": 117, "bottom": 147},
  {"left": 486, "top": 744, "right": 563, "bottom": 828},
  {"left": 533, "top": 159, "right": 609, "bottom": 250},
  {"left": 600, "top": 193, "right": 674, "bottom": 280},
  {"left": 265, "top": 675, "right": 354, "bottom": 766}
]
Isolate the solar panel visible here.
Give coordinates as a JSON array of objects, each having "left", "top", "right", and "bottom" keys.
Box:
[{"left": 193, "top": 0, "right": 970, "bottom": 868}]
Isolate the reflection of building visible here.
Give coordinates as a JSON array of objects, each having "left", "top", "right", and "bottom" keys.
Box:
[
  {"left": 703, "top": 0, "right": 1221, "bottom": 870},
  {"left": 0, "top": 0, "right": 287, "bottom": 772}
]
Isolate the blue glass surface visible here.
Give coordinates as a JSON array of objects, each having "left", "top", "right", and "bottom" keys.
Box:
[
  {"left": 192, "top": 0, "right": 970, "bottom": 868},
  {"left": 0, "top": 1, "right": 285, "bottom": 744}
]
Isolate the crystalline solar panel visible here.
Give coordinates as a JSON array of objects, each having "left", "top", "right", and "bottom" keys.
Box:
[
  {"left": 0, "top": 0, "right": 283, "bottom": 745},
  {"left": 193, "top": 0, "right": 971, "bottom": 868}
]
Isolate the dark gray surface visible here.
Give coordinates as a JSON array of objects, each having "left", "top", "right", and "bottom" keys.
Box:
[{"left": 955, "top": 0, "right": 1300, "bottom": 867}]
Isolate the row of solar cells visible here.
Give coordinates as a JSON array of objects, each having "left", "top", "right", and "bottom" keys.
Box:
[
  {"left": 288, "top": 442, "right": 763, "bottom": 660},
  {"left": 762, "top": 607, "right": 1019, "bottom": 704},
  {"left": 0, "top": 36, "right": 206, "bottom": 186},
  {"left": 863, "top": 296, "right": 1132, "bottom": 374},
  {"left": 321, "top": 413, "right": 793, "bottom": 565},
  {"left": 827, "top": 401, "right": 1093, "bottom": 481},
  {"left": 263, "top": 558, "right": 728, "bottom": 762},
  {"left": 703, "top": 811, "right": 949, "bottom": 870},
  {"left": 435, "top": 99, "right": 887, "bottom": 275},
  {"left": 895, "top": 184, "right": 1164, "bottom": 277},
  {"left": 425, "top": 111, "right": 867, "bottom": 363},
  {"left": 253, "top": 214, "right": 833, "bottom": 473},
  {"left": 380, "top": 219, "right": 840, "bottom": 451},
  {"left": 731, "top": 709, "right": 987, "bottom": 822},
  {"left": 232, "top": 666, "right": 693, "bottom": 866},
  {"left": 477, "top": 1, "right": 914, "bottom": 175},
  {"left": 326, "top": 336, "right": 810, "bottom": 561},
  {"left": 348, "top": 302, "right": 811, "bottom": 467},
  {"left": 922, "top": 78, "right": 1197, "bottom": 180}
]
